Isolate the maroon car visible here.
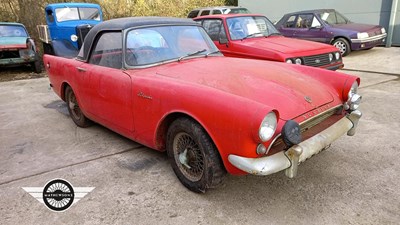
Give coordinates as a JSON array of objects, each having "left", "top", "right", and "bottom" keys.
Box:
[{"left": 276, "top": 9, "right": 387, "bottom": 56}]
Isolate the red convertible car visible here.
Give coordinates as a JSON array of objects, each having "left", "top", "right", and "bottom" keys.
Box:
[
  {"left": 194, "top": 14, "right": 343, "bottom": 70},
  {"left": 44, "top": 17, "right": 362, "bottom": 193}
]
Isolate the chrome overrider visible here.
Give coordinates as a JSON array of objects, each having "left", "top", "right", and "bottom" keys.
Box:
[{"left": 228, "top": 107, "right": 362, "bottom": 178}]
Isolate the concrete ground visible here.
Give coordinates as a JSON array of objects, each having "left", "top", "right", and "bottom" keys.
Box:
[{"left": 0, "top": 47, "right": 399, "bottom": 225}]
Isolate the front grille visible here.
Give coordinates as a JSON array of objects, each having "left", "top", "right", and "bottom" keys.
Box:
[
  {"left": 0, "top": 50, "right": 20, "bottom": 59},
  {"left": 303, "top": 53, "right": 331, "bottom": 67},
  {"left": 268, "top": 105, "right": 342, "bottom": 154}
]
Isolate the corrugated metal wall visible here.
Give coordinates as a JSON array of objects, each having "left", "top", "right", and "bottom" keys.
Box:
[{"left": 239, "top": 0, "right": 400, "bottom": 46}]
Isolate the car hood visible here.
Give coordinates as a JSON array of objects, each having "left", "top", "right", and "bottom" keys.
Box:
[
  {"left": 154, "top": 57, "right": 335, "bottom": 120},
  {"left": 0, "top": 37, "right": 27, "bottom": 49},
  {"left": 330, "top": 23, "right": 382, "bottom": 33},
  {"left": 237, "top": 36, "right": 335, "bottom": 55}
]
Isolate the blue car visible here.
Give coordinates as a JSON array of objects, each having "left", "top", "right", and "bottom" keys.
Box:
[{"left": 0, "top": 22, "right": 41, "bottom": 73}]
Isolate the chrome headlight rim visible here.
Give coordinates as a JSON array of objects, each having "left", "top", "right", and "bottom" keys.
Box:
[
  {"left": 285, "top": 59, "right": 293, "bottom": 64},
  {"left": 345, "top": 81, "right": 361, "bottom": 111},
  {"left": 294, "top": 58, "right": 302, "bottom": 65},
  {"left": 259, "top": 111, "right": 278, "bottom": 142}
]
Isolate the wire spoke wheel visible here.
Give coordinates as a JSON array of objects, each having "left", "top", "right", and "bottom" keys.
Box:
[
  {"left": 167, "top": 118, "right": 226, "bottom": 193},
  {"left": 173, "top": 132, "right": 204, "bottom": 182},
  {"left": 65, "top": 86, "right": 91, "bottom": 127},
  {"left": 68, "top": 91, "right": 83, "bottom": 121}
]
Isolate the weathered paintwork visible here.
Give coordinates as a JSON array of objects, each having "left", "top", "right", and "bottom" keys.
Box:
[
  {"left": 44, "top": 17, "right": 360, "bottom": 175},
  {"left": 0, "top": 22, "right": 40, "bottom": 72}
]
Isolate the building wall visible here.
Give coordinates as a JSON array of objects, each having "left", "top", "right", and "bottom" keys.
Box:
[{"left": 239, "top": 0, "right": 400, "bottom": 46}]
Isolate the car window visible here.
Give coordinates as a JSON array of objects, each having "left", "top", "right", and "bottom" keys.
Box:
[
  {"left": 201, "top": 19, "right": 226, "bottom": 41},
  {"left": 0, "top": 25, "right": 28, "bottom": 37},
  {"left": 284, "top": 15, "right": 297, "bottom": 28},
  {"left": 227, "top": 16, "right": 280, "bottom": 40},
  {"left": 125, "top": 25, "right": 218, "bottom": 67},
  {"left": 188, "top": 10, "right": 200, "bottom": 18},
  {"left": 310, "top": 16, "right": 321, "bottom": 27},
  {"left": 200, "top": 10, "right": 210, "bottom": 16},
  {"left": 295, "top": 14, "right": 314, "bottom": 28},
  {"left": 89, "top": 32, "right": 122, "bottom": 69},
  {"left": 55, "top": 7, "right": 100, "bottom": 22},
  {"left": 212, "top": 10, "right": 222, "bottom": 15},
  {"left": 319, "top": 11, "right": 349, "bottom": 25}
]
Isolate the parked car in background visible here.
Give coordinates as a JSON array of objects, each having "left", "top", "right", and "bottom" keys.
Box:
[
  {"left": 187, "top": 6, "right": 250, "bottom": 18},
  {"left": 0, "top": 22, "right": 41, "bottom": 73},
  {"left": 37, "top": 3, "right": 103, "bottom": 58},
  {"left": 44, "top": 17, "right": 362, "bottom": 193},
  {"left": 275, "top": 9, "right": 387, "bottom": 56},
  {"left": 194, "top": 14, "right": 343, "bottom": 70}
]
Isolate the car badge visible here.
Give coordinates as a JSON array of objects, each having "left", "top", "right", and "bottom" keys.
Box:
[
  {"left": 315, "top": 59, "right": 321, "bottom": 63},
  {"left": 304, "top": 96, "right": 312, "bottom": 103}
]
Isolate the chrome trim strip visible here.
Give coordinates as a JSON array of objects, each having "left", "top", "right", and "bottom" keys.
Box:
[{"left": 351, "top": 33, "right": 387, "bottom": 43}]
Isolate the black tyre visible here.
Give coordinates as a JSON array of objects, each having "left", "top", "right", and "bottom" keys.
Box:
[
  {"left": 332, "top": 38, "right": 351, "bottom": 56},
  {"left": 31, "top": 60, "right": 42, "bottom": 73},
  {"left": 167, "top": 118, "right": 226, "bottom": 193},
  {"left": 65, "top": 86, "right": 91, "bottom": 127}
]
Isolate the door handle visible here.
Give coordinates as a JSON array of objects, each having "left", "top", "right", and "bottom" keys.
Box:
[{"left": 76, "top": 67, "right": 87, "bottom": 72}]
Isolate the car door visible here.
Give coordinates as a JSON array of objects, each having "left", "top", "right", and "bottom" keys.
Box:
[
  {"left": 86, "top": 31, "right": 134, "bottom": 132},
  {"left": 291, "top": 14, "right": 330, "bottom": 43},
  {"left": 277, "top": 15, "right": 297, "bottom": 37}
]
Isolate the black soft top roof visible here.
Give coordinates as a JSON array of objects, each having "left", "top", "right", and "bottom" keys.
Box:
[{"left": 79, "top": 17, "right": 199, "bottom": 61}]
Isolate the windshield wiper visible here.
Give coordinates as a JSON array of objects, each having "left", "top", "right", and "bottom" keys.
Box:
[
  {"left": 266, "top": 32, "right": 282, "bottom": 37},
  {"left": 241, "top": 32, "right": 263, "bottom": 40},
  {"left": 178, "top": 49, "right": 207, "bottom": 61},
  {"left": 206, "top": 50, "right": 221, "bottom": 57}
]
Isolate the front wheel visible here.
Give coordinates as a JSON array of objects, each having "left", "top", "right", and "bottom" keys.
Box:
[
  {"left": 332, "top": 38, "right": 351, "bottom": 56},
  {"left": 65, "top": 86, "right": 91, "bottom": 127},
  {"left": 167, "top": 118, "right": 226, "bottom": 193}
]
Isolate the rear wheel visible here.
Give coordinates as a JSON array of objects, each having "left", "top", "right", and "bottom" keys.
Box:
[
  {"left": 65, "top": 86, "right": 91, "bottom": 127},
  {"left": 333, "top": 38, "right": 351, "bottom": 56},
  {"left": 167, "top": 118, "right": 226, "bottom": 193}
]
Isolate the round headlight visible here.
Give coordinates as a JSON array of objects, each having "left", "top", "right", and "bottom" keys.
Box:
[
  {"left": 349, "top": 94, "right": 362, "bottom": 110},
  {"left": 335, "top": 52, "right": 340, "bottom": 60},
  {"left": 259, "top": 111, "right": 277, "bottom": 142},
  {"left": 329, "top": 53, "right": 333, "bottom": 62},
  {"left": 295, "top": 58, "right": 302, "bottom": 64},
  {"left": 285, "top": 59, "right": 293, "bottom": 64},
  {"left": 71, "top": 34, "right": 78, "bottom": 42},
  {"left": 348, "top": 81, "right": 359, "bottom": 100}
]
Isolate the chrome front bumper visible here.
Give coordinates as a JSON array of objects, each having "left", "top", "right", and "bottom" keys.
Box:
[{"left": 228, "top": 110, "right": 362, "bottom": 178}]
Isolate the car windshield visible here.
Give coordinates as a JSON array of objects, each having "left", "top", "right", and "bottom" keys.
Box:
[
  {"left": 226, "top": 16, "right": 280, "bottom": 40},
  {"left": 55, "top": 7, "right": 100, "bottom": 22},
  {"left": 319, "top": 11, "right": 350, "bottom": 25},
  {"left": 0, "top": 25, "right": 28, "bottom": 37},
  {"left": 125, "top": 25, "right": 219, "bottom": 66}
]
